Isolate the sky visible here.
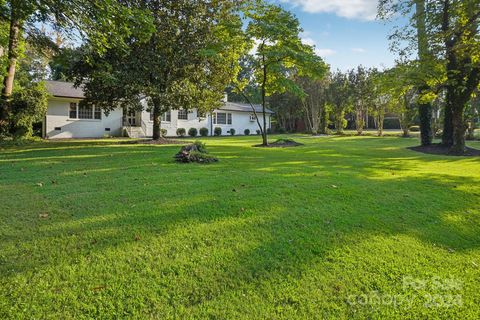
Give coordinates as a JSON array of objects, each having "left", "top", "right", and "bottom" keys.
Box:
[{"left": 274, "top": 0, "right": 398, "bottom": 72}]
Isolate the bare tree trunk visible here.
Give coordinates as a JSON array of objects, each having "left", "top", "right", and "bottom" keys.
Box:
[
  {"left": 261, "top": 57, "right": 268, "bottom": 146},
  {"left": 0, "top": 17, "right": 22, "bottom": 134},
  {"left": 355, "top": 104, "right": 364, "bottom": 135}
]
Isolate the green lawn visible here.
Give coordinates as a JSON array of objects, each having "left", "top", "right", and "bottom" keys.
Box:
[{"left": 1, "top": 135, "right": 479, "bottom": 319}]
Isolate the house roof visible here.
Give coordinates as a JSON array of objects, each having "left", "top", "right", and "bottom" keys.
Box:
[
  {"left": 219, "top": 102, "right": 274, "bottom": 114},
  {"left": 45, "top": 81, "right": 274, "bottom": 113},
  {"left": 45, "top": 80, "right": 85, "bottom": 99}
]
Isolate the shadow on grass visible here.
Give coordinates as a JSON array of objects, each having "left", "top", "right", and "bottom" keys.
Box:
[{"left": 1, "top": 137, "right": 479, "bottom": 317}]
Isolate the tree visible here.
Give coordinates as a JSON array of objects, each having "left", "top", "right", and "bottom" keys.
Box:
[
  {"left": 235, "top": 2, "right": 327, "bottom": 145},
  {"left": 327, "top": 71, "right": 351, "bottom": 134},
  {"left": 348, "top": 66, "right": 373, "bottom": 135},
  {"left": 379, "top": 0, "right": 480, "bottom": 153},
  {"left": 298, "top": 76, "right": 330, "bottom": 134},
  {"left": 0, "top": 0, "right": 149, "bottom": 135},
  {"left": 440, "top": 0, "right": 480, "bottom": 153},
  {"left": 70, "top": 0, "right": 244, "bottom": 140}
]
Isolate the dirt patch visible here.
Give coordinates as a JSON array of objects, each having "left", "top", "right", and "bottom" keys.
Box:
[
  {"left": 138, "top": 138, "right": 188, "bottom": 145},
  {"left": 255, "top": 138, "right": 304, "bottom": 148},
  {"left": 408, "top": 143, "right": 480, "bottom": 157}
]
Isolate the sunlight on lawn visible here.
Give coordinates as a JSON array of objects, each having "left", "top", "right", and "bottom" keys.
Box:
[{"left": 1, "top": 135, "right": 479, "bottom": 319}]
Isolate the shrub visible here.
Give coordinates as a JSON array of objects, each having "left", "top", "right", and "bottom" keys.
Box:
[
  {"left": 160, "top": 128, "right": 167, "bottom": 137},
  {"left": 188, "top": 128, "right": 198, "bottom": 137},
  {"left": 199, "top": 127, "right": 209, "bottom": 137},
  {"left": 409, "top": 125, "right": 420, "bottom": 132},
  {"left": 244, "top": 129, "right": 250, "bottom": 136},
  {"left": 229, "top": 128, "right": 235, "bottom": 136},
  {"left": 277, "top": 127, "right": 286, "bottom": 134},
  {"left": 214, "top": 127, "right": 222, "bottom": 136},
  {"left": 176, "top": 128, "right": 186, "bottom": 137},
  {"left": 256, "top": 129, "right": 261, "bottom": 135},
  {"left": 266, "top": 128, "right": 272, "bottom": 134}
]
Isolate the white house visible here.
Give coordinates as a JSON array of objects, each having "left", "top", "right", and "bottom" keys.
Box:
[{"left": 43, "top": 80, "right": 273, "bottom": 139}]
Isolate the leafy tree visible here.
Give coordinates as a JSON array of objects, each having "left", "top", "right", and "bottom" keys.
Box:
[
  {"left": 348, "top": 66, "right": 374, "bottom": 135},
  {"left": 298, "top": 75, "right": 330, "bottom": 134},
  {"left": 235, "top": 2, "right": 327, "bottom": 145},
  {"left": 327, "top": 71, "right": 351, "bottom": 134},
  {"left": 70, "top": 0, "right": 244, "bottom": 140},
  {"left": 0, "top": 0, "right": 149, "bottom": 135},
  {"left": 379, "top": 0, "right": 480, "bottom": 153}
]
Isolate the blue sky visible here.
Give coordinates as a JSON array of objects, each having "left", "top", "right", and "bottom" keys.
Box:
[{"left": 274, "top": 0, "right": 398, "bottom": 72}]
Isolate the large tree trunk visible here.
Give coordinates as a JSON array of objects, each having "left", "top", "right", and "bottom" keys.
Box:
[
  {"left": 0, "top": 17, "right": 22, "bottom": 134},
  {"left": 415, "top": 0, "right": 433, "bottom": 146},
  {"left": 442, "top": 95, "right": 454, "bottom": 146},
  {"left": 450, "top": 104, "right": 466, "bottom": 154},
  {"left": 418, "top": 98, "right": 433, "bottom": 146},
  {"left": 152, "top": 101, "right": 161, "bottom": 140}
]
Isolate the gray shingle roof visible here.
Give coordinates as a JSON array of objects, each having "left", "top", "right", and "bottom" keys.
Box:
[
  {"left": 45, "top": 80, "right": 85, "bottom": 99},
  {"left": 45, "top": 81, "right": 274, "bottom": 114},
  {"left": 219, "top": 102, "right": 274, "bottom": 114}
]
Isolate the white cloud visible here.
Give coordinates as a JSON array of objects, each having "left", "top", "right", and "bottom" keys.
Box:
[
  {"left": 301, "top": 34, "right": 336, "bottom": 57},
  {"left": 315, "top": 48, "right": 336, "bottom": 57},
  {"left": 351, "top": 48, "right": 366, "bottom": 53},
  {"left": 281, "top": 0, "right": 379, "bottom": 21}
]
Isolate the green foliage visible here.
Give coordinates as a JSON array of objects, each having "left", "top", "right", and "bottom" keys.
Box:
[
  {"left": 244, "top": 129, "right": 250, "bottom": 135},
  {"left": 214, "top": 127, "right": 222, "bottom": 136},
  {"left": 176, "top": 128, "right": 186, "bottom": 137},
  {"left": 228, "top": 128, "right": 235, "bottom": 136},
  {"left": 160, "top": 128, "right": 167, "bottom": 137},
  {"left": 277, "top": 127, "right": 286, "bottom": 134},
  {"left": 188, "top": 128, "right": 198, "bottom": 137},
  {"left": 199, "top": 127, "right": 209, "bottom": 137},
  {"left": 233, "top": 2, "right": 328, "bottom": 145},
  {"left": 9, "top": 82, "right": 48, "bottom": 138}
]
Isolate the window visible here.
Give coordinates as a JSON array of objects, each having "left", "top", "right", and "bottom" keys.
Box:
[
  {"left": 214, "top": 112, "right": 226, "bottom": 124},
  {"left": 162, "top": 111, "right": 171, "bottom": 122},
  {"left": 150, "top": 110, "right": 171, "bottom": 122},
  {"left": 213, "top": 112, "right": 232, "bottom": 125},
  {"left": 70, "top": 102, "right": 100, "bottom": 120},
  {"left": 78, "top": 104, "right": 93, "bottom": 119},
  {"left": 250, "top": 114, "right": 256, "bottom": 122},
  {"left": 69, "top": 103, "right": 77, "bottom": 118},
  {"left": 94, "top": 106, "right": 102, "bottom": 120},
  {"left": 178, "top": 109, "right": 188, "bottom": 120}
]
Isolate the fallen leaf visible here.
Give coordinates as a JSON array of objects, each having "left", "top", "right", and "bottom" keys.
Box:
[
  {"left": 331, "top": 185, "right": 338, "bottom": 188},
  {"left": 39, "top": 213, "right": 49, "bottom": 219},
  {"left": 134, "top": 235, "right": 141, "bottom": 241},
  {"left": 91, "top": 286, "right": 106, "bottom": 291},
  {"left": 36, "top": 182, "right": 43, "bottom": 187}
]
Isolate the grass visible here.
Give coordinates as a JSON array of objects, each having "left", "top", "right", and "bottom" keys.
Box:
[{"left": 1, "top": 134, "right": 479, "bottom": 319}]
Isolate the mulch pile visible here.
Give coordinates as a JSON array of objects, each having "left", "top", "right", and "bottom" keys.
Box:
[
  {"left": 174, "top": 143, "right": 218, "bottom": 163},
  {"left": 255, "top": 138, "right": 304, "bottom": 148},
  {"left": 408, "top": 143, "right": 480, "bottom": 157}
]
